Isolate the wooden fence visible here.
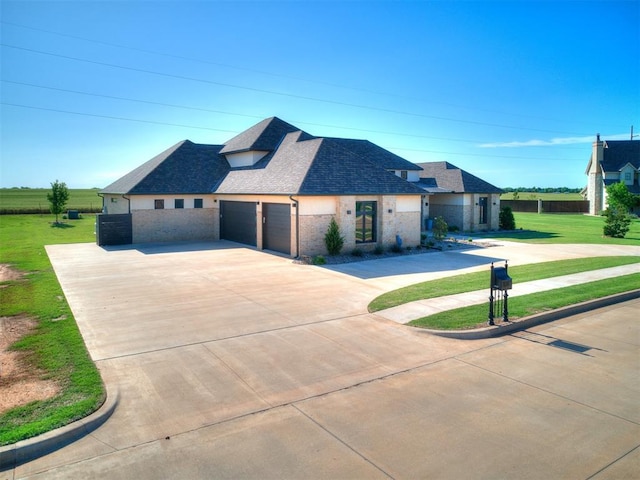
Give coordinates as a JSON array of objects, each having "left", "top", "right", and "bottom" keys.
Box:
[{"left": 501, "top": 200, "right": 589, "bottom": 214}]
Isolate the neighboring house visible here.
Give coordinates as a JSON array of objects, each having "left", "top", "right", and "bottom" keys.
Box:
[
  {"left": 585, "top": 134, "right": 640, "bottom": 215},
  {"left": 99, "top": 117, "right": 425, "bottom": 256},
  {"left": 414, "top": 162, "right": 502, "bottom": 231}
]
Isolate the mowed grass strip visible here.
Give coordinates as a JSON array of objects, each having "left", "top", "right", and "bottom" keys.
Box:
[
  {"left": 484, "top": 212, "right": 640, "bottom": 245},
  {"left": 0, "top": 214, "right": 105, "bottom": 446},
  {"left": 368, "top": 256, "right": 640, "bottom": 312},
  {"left": 407, "top": 273, "right": 640, "bottom": 330}
]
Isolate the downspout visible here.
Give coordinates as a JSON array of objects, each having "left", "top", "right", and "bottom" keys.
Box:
[
  {"left": 96, "top": 192, "right": 104, "bottom": 213},
  {"left": 289, "top": 195, "right": 299, "bottom": 259},
  {"left": 122, "top": 194, "right": 131, "bottom": 214}
]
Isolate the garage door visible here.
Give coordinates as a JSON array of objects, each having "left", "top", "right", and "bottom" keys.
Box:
[
  {"left": 220, "top": 201, "right": 256, "bottom": 247},
  {"left": 263, "top": 203, "right": 291, "bottom": 255}
]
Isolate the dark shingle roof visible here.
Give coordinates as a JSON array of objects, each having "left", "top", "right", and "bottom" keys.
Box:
[
  {"left": 219, "top": 117, "right": 302, "bottom": 154},
  {"left": 415, "top": 161, "right": 502, "bottom": 194},
  {"left": 216, "top": 132, "right": 424, "bottom": 195},
  {"left": 101, "top": 141, "right": 227, "bottom": 194},
  {"left": 327, "top": 138, "right": 422, "bottom": 171},
  {"left": 601, "top": 140, "right": 640, "bottom": 172},
  {"left": 102, "top": 117, "right": 433, "bottom": 196}
]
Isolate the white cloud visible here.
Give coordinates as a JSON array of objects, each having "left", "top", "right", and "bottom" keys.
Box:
[{"left": 478, "top": 133, "right": 630, "bottom": 148}]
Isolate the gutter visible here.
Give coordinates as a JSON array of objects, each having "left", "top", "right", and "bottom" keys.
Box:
[
  {"left": 122, "top": 194, "right": 131, "bottom": 214},
  {"left": 289, "top": 195, "right": 300, "bottom": 259}
]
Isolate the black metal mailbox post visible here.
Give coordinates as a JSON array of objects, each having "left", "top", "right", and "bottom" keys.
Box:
[{"left": 489, "top": 261, "right": 512, "bottom": 325}]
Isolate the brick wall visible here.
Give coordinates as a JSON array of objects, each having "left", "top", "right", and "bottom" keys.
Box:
[{"left": 133, "top": 208, "right": 217, "bottom": 244}]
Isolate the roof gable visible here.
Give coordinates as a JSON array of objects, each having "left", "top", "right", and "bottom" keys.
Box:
[{"left": 415, "top": 161, "right": 502, "bottom": 194}]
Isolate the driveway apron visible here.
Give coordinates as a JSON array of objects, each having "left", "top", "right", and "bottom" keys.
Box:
[{"left": 8, "top": 240, "right": 638, "bottom": 479}]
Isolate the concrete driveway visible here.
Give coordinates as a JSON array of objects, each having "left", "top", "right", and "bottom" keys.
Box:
[{"left": 5, "top": 240, "right": 639, "bottom": 479}]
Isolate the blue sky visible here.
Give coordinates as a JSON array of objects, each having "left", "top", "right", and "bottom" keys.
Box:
[{"left": 1, "top": 0, "right": 638, "bottom": 189}]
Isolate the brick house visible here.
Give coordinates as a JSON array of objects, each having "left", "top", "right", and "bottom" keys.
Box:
[
  {"left": 99, "top": 117, "right": 426, "bottom": 256},
  {"left": 585, "top": 134, "right": 640, "bottom": 215},
  {"left": 98, "top": 117, "right": 502, "bottom": 255}
]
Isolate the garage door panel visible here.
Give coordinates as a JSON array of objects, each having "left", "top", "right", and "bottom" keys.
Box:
[
  {"left": 263, "top": 203, "right": 291, "bottom": 255},
  {"left": 221, "top": 201, "right": 257, "bottom": 247}
]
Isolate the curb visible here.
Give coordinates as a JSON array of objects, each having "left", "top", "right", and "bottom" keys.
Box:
[
  {"left": 0, "top": 384, "right": 119, "bottom": 470},
  {"left": 412, "top": 289, "right": 640, "bottom": 340}
]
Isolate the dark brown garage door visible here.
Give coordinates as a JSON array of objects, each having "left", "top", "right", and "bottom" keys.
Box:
[
  {"left": 220, "top": 201, "right": 256, "bottom": 247},
  {"left": 263, "top": 203, "right": 291, "bottom": 255}
]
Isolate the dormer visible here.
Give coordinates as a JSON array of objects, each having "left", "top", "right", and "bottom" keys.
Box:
[
  {"left": 220, "top": 117, "right": 301, "bottom": 168},
  {"left": 224, "top": 150, "right": 270, "bottom": 168}
]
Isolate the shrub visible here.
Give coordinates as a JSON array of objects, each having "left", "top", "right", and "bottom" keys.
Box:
[
  {"left": 603, "top": 207, "right": 631, "bottom": 238},
  {"left": 499, "top": 206, "right": 516, "bottom": 230},
  {"left": 313, "top": 255, "right": 326, "bottom": 265},
  {"left": 433, "top": 216, "right": 448, "bottom": 241},
  {"left": 390, "top": 243, "right": 402, "bottom": 253},
  {"left": 351, "top": 248, "right": 364, "bottom": 257},
  {"left": 324, "top": 218, "right": 344, "bottom": 255},
  {"left": 374, "top": 245, "right": 384, "bottom": 255}
]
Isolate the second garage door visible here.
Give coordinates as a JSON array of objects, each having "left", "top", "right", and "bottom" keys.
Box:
[
  {"left": 220, "top": 201, "right": 257, "bottom": 247},
  {"left": 262, "top": 203, "right": 291, "bottom": 255}
]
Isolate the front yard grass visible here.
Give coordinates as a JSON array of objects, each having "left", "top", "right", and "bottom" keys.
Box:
[
  {"left": 0, "top": 214, "right": 105, "bottom": 446},
  {"left": 483, "top": 212, "right": 640, "bottom": 245},
  {"left": 407, "top": 273, "right": 640, "bottom": 330}
]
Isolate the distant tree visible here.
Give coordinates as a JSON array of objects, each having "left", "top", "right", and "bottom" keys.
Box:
[
  {"left": 602, "top": 183, "right": 634, "bottom": 238},
  {"left": 499, "top": 206, "right": 516, "bottom": 230},
  {"left": 324, "top": 217, "right": 344, "bottom": 255},
  {"left": 512, "top": 191, "right": 519, "bottom": 200},
  {"left": 606, "top": 182, "right": 635, "bottom": 213},
  {"left": 47, "top": 179, "right": 69, "bottom": 224}
]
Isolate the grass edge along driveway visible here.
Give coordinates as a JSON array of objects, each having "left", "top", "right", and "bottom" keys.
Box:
[{"left": 0, "top": 215, "right": 104, "bottom": 446}]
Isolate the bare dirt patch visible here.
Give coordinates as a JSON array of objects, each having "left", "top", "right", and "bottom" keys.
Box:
[
  {"left": 0, "top": 263, "right": 25, "bottom": 285},
  {"left": 0, "top": 264, "right": 61, "bottom": 413}
]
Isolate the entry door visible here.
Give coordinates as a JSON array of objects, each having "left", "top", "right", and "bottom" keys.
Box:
[
  {"left": 479, "top": 197, "right": 488, "bottom": 225},
  {"left": 220, "top": 201, "right": 257, "bottom": 246},
  {"left": 262, "top": 203, "right": 291, "bottom": 254}
]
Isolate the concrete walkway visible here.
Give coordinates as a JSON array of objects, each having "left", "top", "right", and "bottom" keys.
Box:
[
  {"left": 375, "top": 264, "right": 640, "bottom": 324},
  {"left": 2, "top": 240, "right": 639, "bottom": 479}
]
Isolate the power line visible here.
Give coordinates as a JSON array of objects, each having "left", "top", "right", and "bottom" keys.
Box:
[
  {"left": 0, "top": 20, "right": 601, "bottom": 127},
  {"left": 1, "top": 102, "right": 586, "bottom": 162},
  {"left": 2, "top": 79, "right": 496, "bottom": 145},
  {"left": 1, "top": 42, "right": 592, "bottom": 136},
  {"left": 0, "top": 102, "right": 239, "bottom": 133}
]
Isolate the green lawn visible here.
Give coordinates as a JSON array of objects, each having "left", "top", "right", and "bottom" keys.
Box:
[
  {"left": 0, "top": 188, "right": 103, "bottom": 214},
  {"left": 0, "top": 214, "right": 104, "bottom": 446},
  {"left": 407, "top": 273, "right": 640, "bottom": 330},
  {"left": 368, "top": 256, "right": 640, "bottom": 312},
  {"left": 484, "top": 212, "right": 640, "bottom": 245}
]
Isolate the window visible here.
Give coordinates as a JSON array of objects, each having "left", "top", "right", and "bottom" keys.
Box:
[
  {"left": 401, "top": 170, "right": 408, "bottom": 180},
  {"left": 154, "top": 199, "right": 164, "bottom": 210},
  {"left": 110, "top": 197, "right": 117, "bottom": 203},
  {"left": 479, "top": 197, "right": 488, "bottom": 224},
  {"left": 175, "top": 199, "right": 184, "bottom": 209},
  {"left": 355, "top": 201, "right": 377, "bottom": 243},
  {"left": 625, "top": 172, "right": 632, "bottom": 182},
  {"left": 194, "top": 198, "right": 203, "bottom": 208}
]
